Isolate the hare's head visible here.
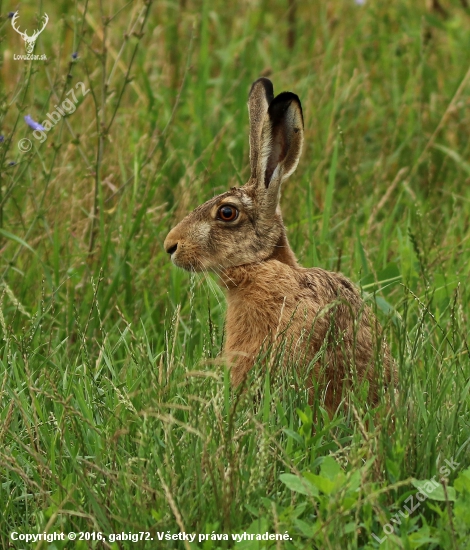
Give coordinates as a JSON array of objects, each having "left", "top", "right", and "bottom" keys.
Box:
[{"left": 164, "top": 78, "right": 304, "bottom": 272}]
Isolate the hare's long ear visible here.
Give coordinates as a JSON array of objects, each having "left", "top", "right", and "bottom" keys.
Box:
[
  {"left": 248, "top": 78, "right": 274, "bottom": 178},
  {"left": 254, "top": 91, "right": 304, "bottom": 215}
]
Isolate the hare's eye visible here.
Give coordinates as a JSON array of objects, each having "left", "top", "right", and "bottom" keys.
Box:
[{"left": 217, "top": 205, "right": 238, "bottom": 222}]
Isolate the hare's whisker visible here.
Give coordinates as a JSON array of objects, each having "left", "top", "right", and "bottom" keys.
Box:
[
  {"left": 221, "top": 270, "right": 238, "bottom": 290},
  {"left": 216, "top": 263, "right": 237, "bottom": 288},
  {"left": 198, "top": 258, "right": 224, "bottom": 307},
  {"left": 215, "top": 272, "right": 230, "bottom": 291},
  {"left": 203, "top": 270, "right": 222, "bottom": 307}
]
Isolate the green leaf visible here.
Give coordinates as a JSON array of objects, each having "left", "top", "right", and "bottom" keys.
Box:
[
  {"left": 375, "top": 296, "right": 397, "bottom": 316},
  {"left": 342, "top": 497, "right": 358, "bottom": 510},
  {"left": 411, "top": 479, "right": 456, "bottom": 502},
  {"left": 408, "top": 530, "right": 440, "bottom": 549},
  {"left": 386, "top": 458, "right": 400, "bottom": 482},
  {"left": 294, "top": 518, "right": 318, "bottom": 537},
  {"left": 321, "top": 139, "right": 338, "bottom": 243},
  {"left": 0, "top": 228, "right": 37, "bottom": 255},
  {"left": 343, "top": 522, "right": 357, "bottom": 534},
  {"left": 454, "top": 467, "right": 470, "bottom": 493},
  {"left": 244, "top": 503, "right": 259, "bottom": 517},
  {"left": 282, "top": 428, "right": 304, "bottom": 446},
  {"left": 320, "top": 456, "right": 342, "bottom": 480},
  {"left": 434, "top": 143, "right": 470, "bottom": 176},
  {"left": 151, "top": 509, "right": 162, "bottom": 521},
  {"left": 355, "top": 226, "right": 369, "bottom": 276},
  {"left": 454, "top": 494, "right": 470, "bottom": 523},
  {"left": 347, "top": 470, "right": 362, "bottom": 493},
  {"left": 304, "top": 473, "right": 336, "bottom": 495},
  {"left": 296, "top": 407, "right": 312, "bottom": 425},
  {"left": 279, "top": 473, "right": 319, "bottom": 497}
]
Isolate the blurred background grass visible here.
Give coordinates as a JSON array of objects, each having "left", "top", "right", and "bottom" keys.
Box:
[{"left": 1, "top": 0, "right": 470, "bottom": 548}]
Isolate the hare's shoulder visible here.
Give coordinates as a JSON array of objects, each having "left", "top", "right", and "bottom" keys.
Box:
[
  {"left": 223, "top": 259, "right": 299, "bottom": 294},
  {"left": 223, "top": 261, "right": 363, "bottom": 307},
  {"left": 294, "top": 266, "right": 364, "bottom": 306}
]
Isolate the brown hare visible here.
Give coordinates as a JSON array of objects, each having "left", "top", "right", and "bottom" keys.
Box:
[{"left": 164, "top": 78, "right": 394, "bottom": 411}]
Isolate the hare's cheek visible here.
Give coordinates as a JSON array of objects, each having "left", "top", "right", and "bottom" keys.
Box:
[
  {"left": 188, "top": 223, "right": 214, "bottom": 255},
  {"left": 191, "top": 222, "right": 212, "bottom": 244}
]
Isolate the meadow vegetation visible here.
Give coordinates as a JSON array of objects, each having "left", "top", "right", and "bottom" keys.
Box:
[{"left": 1, "top": 0, "right": 470, "bottom": 548}]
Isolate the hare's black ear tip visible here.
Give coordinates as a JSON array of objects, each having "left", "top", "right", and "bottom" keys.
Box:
[
  {"left": 288, "top": 93, "right": 303, "bottom": 121},
  {"left": 249, "top": 77, "right": 274, "bottom": 101},
  {"left": 274, "top": 91, "right": 302, "bottom": 107},
  {"left": 268, "top": 92, "right": 304, "bottom": 124}
]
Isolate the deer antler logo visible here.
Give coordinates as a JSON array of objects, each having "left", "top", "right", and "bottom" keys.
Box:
[{"left": 11, "top": 11, "right": 49, "bottom": 54}]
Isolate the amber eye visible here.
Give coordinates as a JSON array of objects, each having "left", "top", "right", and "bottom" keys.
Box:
[{"left": 217, "top": 205, "right": 238, "bottom": 222}]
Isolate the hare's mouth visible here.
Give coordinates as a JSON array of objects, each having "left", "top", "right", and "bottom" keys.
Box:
[
  {"left": 170, "top": 254, "right": 204, "bottom": 272},
  {"left": 165, "top": 240, "right": 198, "bottom": 271},
  {"left": 166, "top": 239, "right": 221, "bottom": 272}
]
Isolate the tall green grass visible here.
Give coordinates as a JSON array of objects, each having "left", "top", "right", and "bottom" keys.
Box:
[{"left": 1, "top": 0, "right": 470, "bottom": 548}]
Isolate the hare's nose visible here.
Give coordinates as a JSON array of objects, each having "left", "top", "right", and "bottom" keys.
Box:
[
  {"left": 164, "top": 226, "right": 183, "bottom": 256},
  {"left": 164, "top": 229, "right": 179, "bottom": 255},
  {"left": 166, "top": 242, "right": 178, "bottom": 255}
]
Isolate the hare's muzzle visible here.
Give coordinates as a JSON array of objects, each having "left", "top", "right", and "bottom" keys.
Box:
[
  {"left": 164, "top": 225, "right": 196, "bottom": 270},
  {"left": 164, "top": 231, "right": 179, "bottom": 256},
  {"left": 165, "top": 242, "right": 178, "bottom": 255}
]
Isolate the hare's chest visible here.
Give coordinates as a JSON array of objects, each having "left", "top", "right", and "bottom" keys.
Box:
[
  {"left": 224, "top": 281, "right": 304, "bottom": 352},
  {"left": 227, "top": 287, "right": 282, "bottom": 327},
  {"left": 221, "top": 261, "right": 318, "bottom": 352}
]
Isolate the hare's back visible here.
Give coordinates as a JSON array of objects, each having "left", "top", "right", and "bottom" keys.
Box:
[{"left": 295, "top": 267, "right": 365, "bottom": 311}]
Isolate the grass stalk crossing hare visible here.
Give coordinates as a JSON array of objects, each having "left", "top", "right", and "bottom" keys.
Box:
[{"left": 164, "top": 78, "right": 394, "bottom": 411}]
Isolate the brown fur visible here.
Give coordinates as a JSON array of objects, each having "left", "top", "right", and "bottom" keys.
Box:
[{"left": 164, "top": 78, "right": 394, "bottom": 412}]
